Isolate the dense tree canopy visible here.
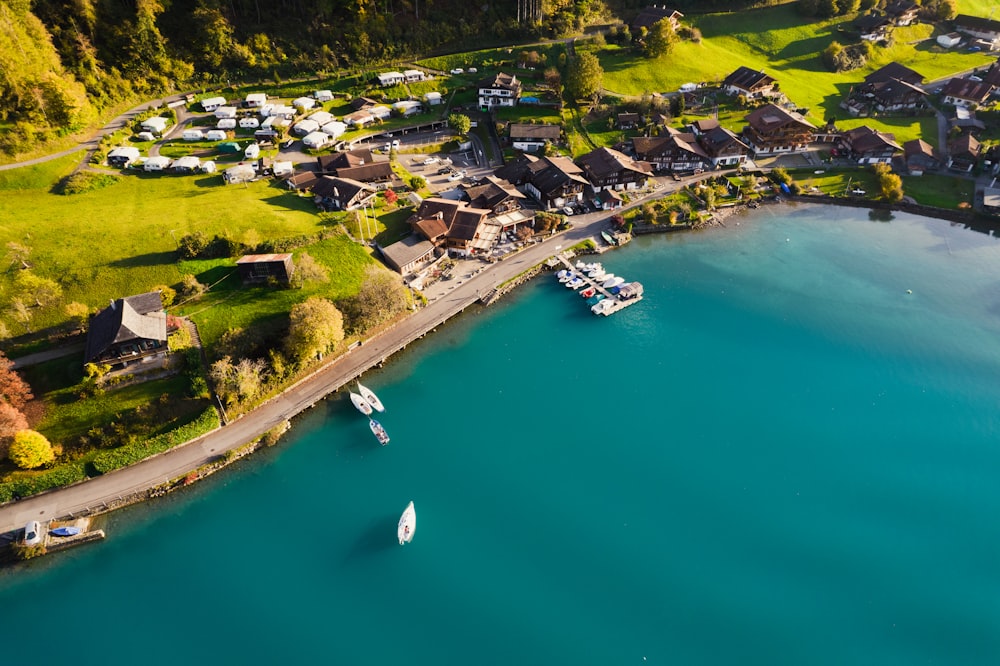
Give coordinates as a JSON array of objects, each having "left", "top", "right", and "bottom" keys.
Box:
[
  {"left": 285, "top": 297, "right": 345, "bottom": 362},
  {"left": 567, "top": 52, "right": 603, "bottom": 101},
  {"left": 8, "top": 429, "right": 54, "bottom": 469}
]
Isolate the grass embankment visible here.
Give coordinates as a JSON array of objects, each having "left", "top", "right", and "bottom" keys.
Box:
[
  {"left": 902, "top": 174, "right": 975, "bottom": 209},
  {"left": 597, "top": 4, "right": 993, "bottom": 137}
]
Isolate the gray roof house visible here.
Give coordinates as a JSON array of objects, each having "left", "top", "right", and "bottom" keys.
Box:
[{"left": 85, "top": 292, "right": 168, "bottom": 367}]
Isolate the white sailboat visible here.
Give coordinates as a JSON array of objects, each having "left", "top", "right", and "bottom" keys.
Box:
[
  {"left": 349, "top": 391, "right": 373, "bottom": 416},
  {"left": 398, "top": 501, "right": 416, "bottom": 545},
  {"left": 357, "top": 382, "right": 385, "bottom": 412}
]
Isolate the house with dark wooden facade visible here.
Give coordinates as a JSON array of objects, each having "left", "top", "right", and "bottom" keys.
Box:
[
  {"left": 316, "top": 148, "right": 394, "bottom": 185},
  {"left": 941, "top": 77, "right": 995, "bottom": 108},
  {"left": 85, "top": 292, "right": 168, "bottom": 368},
  {"left": 509, "top": 123, "right": 561, "bottom": 152},
  {"left": 697, "top": 126, "right": 750, "bottom": 168},
  {"left": 310, "top": 176, "right": 377, "bottom": 211},
  {"left": 631, "top": 6, "right": 683, "bottom": 33},
  {"left": 902, "top": 139, "right": 942, "bottom": 175},
  {"left": 722, "top": 67, "right": 778, "bottom": 99},
  {"left": 742, "top": 104, "right": 816, "bottom": 155},
  {"left": 632, "top": 131, "right": 710, "bottom": 173},
  {"left": 885, "top": 1, "right": 919, "bottom": 26},
  {"left": 495, "top": 154, "right": 589, "bottom": 210},
  {"left": 236, "top": 253, "right": 295, "bottom": 284},
  {"left": 947, "top": 133, "right": 981, "bottom": 172},
  {"left": 839, "top": 126, "right": 902, "bottom": 164},
  {"left": 410, "top": 198, "right": 493, "bottom": 257},
  {"left": 575, "top": 147, "right": 652, "bottom": 192}
]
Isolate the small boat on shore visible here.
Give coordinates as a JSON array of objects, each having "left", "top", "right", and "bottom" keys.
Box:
[
  {"left": 601, "top": 230, "right": 617, "bottom": 246},
  {"left": 398, "top": 501, "right": 416, "bottom": 545},
  {"left": 357, "top": 382, "right": 385, "bottom": 412},
  {"left": 369, "top": 418, "right": 390, "bottom": 445},
  {"left": 349, "top": 391, "right": 373, "bottom": 416},
  {"left": 50, "top": 526, "right": 80, "bottom": 537}
]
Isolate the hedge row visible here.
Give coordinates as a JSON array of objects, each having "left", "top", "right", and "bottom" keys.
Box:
[
  {"left": 91, "top": 408, "right": 221, "bottom": 475},
  {"left": 0, "top": 462, "right": 88, "bottom": 503}
]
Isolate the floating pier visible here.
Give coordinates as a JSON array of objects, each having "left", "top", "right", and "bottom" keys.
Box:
[{"left": 554, "top": 256, "right": 643, "bottom": 316}]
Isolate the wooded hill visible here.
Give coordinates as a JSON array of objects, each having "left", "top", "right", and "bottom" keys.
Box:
[{"left": 0, "top": 0, "right": 787, "bottom": 154}]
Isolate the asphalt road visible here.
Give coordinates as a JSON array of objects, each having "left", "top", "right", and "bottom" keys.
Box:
[{"left": 0, "top": 210, "right": 619, "bottom": 535}]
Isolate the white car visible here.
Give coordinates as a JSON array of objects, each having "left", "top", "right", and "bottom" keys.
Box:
[
  {"left": 391, "top": 139, "right": 400, "bottom": 149},
  {"left": 448, "top": 170, "right": 466, "bottom": 181},
  {"left": 423, "top": 157, "right": 439, "bottom": 165},
  {"left": 450, "top": 68, "right": 465, "bottom": 75},
  {"left": 24, "top": 521, "right": 41, "bottom": 546},
  {"left": 562, "top": 206, "right": 574, "bottom": 216},
  {"left": 468, "top": 67, "right": 478, "bottom": 73}
]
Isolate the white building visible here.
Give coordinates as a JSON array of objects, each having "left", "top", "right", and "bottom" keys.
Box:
[
  {"left": 214, "top": 106, "right": 238, "bottom": 119},
  {"left": 321, "top": 121, "right": 348, "bottom": 138},
  {"left": 404, "top": 69, "right": 426, "bottom": 83},
  {"left": 424, "top": 92, "right": 442, "bottom": 106},
  {"left": 293, "top": 119, "right": 320, "bottom": 136},
  {"left": 245, "top": 92, "right": 268, "bottom": 108},
  {"left": 182, "top": 129, "right": 204, "bottom": 141},
  {"left": 200, "top": 96, "right": 227, "bottom": 112},
  {"left": 377, "top": 71, "right": 406, "bottom": 87},
  {"left": 107, "top": 146, "right": 141, "bottom": 167},
  {"left": 171, "top": 155, "right": 201, "bottom": 172},
  {"left": 937, "top": 32, "right": 962, "bottom": 48},
  {"left": 302, "top": 131, "right": 332, "bottom": 150},
  {"left": 205, "top": 129, "right": 228, "bottom": 141},
  {"left": 216, "top": 118, "right": 237, "bottom": 130},
  {"left": 478, "top": 72, "right": 521, "bottom": 109},
  {"left": 143, "top": 156, "right": 171, "bottom": 171},
  {"left": 141, "top": 116, "right": 170, "bottom": 135},
  {"left": 292, "top": 97, "right": 316, "bottom": 111},
  {"left": 244, "top": 143, "right": 260, "bottom": 159},
  {"left": 370, "top": 105, "right": 392, "bottom": 120},
  {"left": 273, "top": 161, "right": 294, "bottom": 177},
  {"left": 309, "top": 110, "right": 335, "bottom": 126},
  {"left": 224, "top": 163, "right": 257, "bottom": 184},
  {"left": 392, "top": 100, "right": 424, "bottom": 117},
  {"left": 314, "top": 90, "right": 334, "bottom": 102},
  {"left": 239, "top": 117, "right": 260, "bottom": 129}
]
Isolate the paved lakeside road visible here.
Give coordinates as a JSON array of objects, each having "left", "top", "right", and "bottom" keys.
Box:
[{"left": 0, "top": 213, "right": 617, "bottom": 535}]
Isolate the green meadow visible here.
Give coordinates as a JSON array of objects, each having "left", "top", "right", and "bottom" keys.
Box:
[{"left": 597, "top": 4, "right": 994, "bottom": 133}]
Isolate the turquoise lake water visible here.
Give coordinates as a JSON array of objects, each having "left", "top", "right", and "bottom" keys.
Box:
[{"left": 3, "top": 204, "right": 1000, "bottom": 664}]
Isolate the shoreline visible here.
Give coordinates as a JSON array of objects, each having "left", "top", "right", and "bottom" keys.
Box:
[{"left": 0, "top": 193, "right": 991, "bottom": 544}]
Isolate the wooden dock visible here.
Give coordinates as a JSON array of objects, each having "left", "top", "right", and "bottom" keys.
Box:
[{"left": 553, "top": 255, "right": 643, "bottom": 316}]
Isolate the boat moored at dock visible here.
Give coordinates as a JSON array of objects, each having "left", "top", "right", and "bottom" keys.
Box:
[
  {"left": 350, "top": 391, "right": 373, "bottom": 416},
  {"left": 357, "top": 382, "right": 385, "bottom": 412},
  {"left": 369, "top": 418, "right": 390, "bottom": 445}
]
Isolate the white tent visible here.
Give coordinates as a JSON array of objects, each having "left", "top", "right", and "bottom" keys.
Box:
[
  {"left": 143, "top": 156, "right": 171, "bottom": 171},
  {"left": 171, "top": 155, "right": 201, "bottom": 171},
  {"left": 292, "top": 97, "right": 316, "bottom": 111},
  {"left": 302, "top": 132, "right": 331, "bottom": 149}
]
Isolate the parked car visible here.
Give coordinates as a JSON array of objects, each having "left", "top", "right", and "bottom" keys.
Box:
[
  {"left": 423, "top": 157, "right": 439, "bottom": 165},
  {"left": 562, "top": 206, "right": 574, "bottom": 216},
  {"left": 450, "top": 68, "right": 465, "bottom": 74},
  {"left": 24, "top": 520, "right": 41, "bottom": 546},
  {"left": 468, "top": 67, "right": 478, "bottom": 73},
  {"left": 391, "top": 139, "right": 400, "bottom": 149},
  {"left": 438, "top": 166, "right": 452, "bottom": 175},
  {"left": 448, "top": 170, "right": 465, "bottom": 181}
]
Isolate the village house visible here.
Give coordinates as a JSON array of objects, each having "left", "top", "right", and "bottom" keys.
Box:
[
  {"left": 302, "top": 131, "right": 332, "bottom": 150},
  {"left": 245, "top": 92, "right": 268, "bottom": 108},
  {"left": 292, "top": 97, "right": 316, "bottom": 112},
  {"left": 285, "top": 171, "right": 319, "bottom": 192},
  {"left": 308, "top": 111, "right": 335, "bottom": 126},
  {"left": 462, "top": 176, "right": 527, "bottom": 215},
  {"left": 902, "top": 139, "right": 942, "bottom": 175},
  {"left": 722, "top": 67, "right": 778, "bottom": 99},
  {"left": 321, "top": 121, "right": 348, "bottom": 139},
  {"left": 855, "top": 13, "right": 893, "bottom": 42},
  {"left": 495, "top": 154, "right": 589, "bottom": 210},
  {"left": 404, "top": 70, "right": 426, "bottom": 83},
  {"left": 478, "top": 72, "right": 522, "bottom": 110},
  {"left": 85, "top": 292, "right": 168, "bottom": 368},
  {"left": 741, "top": 104, "right": 816, "bottom": 155},
  {"left": 838, "top": 126, "right": 902, "bottom": 164},
  {"left": 696, "top": 125, "right": 751, "bottom": 168},
  {"left": 310, "top": 176, "right": 377, "bottom": 211},
  {"left": 392, "top": 100, "right": 424, "bottom": 117},
  {"left": 937, "top": 32, "right": 963, "bottom": 48},
  {"left": 316, "top": 147, "right": 394, "bottom": 184},
  {"left": 351, "top": 96, "right": 379, "bottom": 111},
  {"left": 378, "top": 235, "right": 440, "bottom": 275},
  {"left": 576, "top": 147, "right": 652, "bottom": 192},
  {"left": 954, "top": 14, "right": 1000, "bottom": 48},
  {"left": 425, "top": 92, "right": 443, "bottom": 106},
  {"left": 410, "top": 198, "right": 493, "bottom": 257},
  {"left": 947, "top": 133, "right": 981, "bottom": 172},
  {"left": 617, "top": 113, "right": 641, "bottom": 129},
  {"left": 632, "top": 130, "right": 710, "bottom": 173},
  {"left": 377, "top": 71, "right": 406, "bottom": 87},
  {"left": 885, "top": 1, "right": 919, "bottom": 25},
  {"left": 293, "top": 118, "right": 321, "bottom": 136},
  {"left": 949, "top": 105, "right": 986, "bottom": 133},
  {"left": 841, "top": 62, "right": 927, "bottom": 115},
  {"left": 236, "top": 253, "right": 294, "bottom": 284},
  {"left": 630, "top": 6, "right": 683, "bottom": 34},
  {"left": 314, "top": 90, "right": 334, "bottom": 102},
  {"left": 941, "top": 77, "right": 995, "bottom": 108},
  {"left": 140, "top": 116, "right": 170, "bottom": 136},
  {"left": 509, "top": 123, "right": 561, "bottom": 152}
]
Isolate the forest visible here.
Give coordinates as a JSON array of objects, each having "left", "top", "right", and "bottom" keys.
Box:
[{"left": 0, "top": 0, "right": 786, "bottom": 154}]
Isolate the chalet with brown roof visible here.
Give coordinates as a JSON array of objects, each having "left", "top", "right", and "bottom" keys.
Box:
[
  {"left": 85, "top": 292, "right": 168, "bottom": 368},
  {"left": 378, "top": 235, "right": 439, "bottom": 275},
  {"left": 856, "top": 13, "right": 893, "bottom": 42},
  {"left": 689, "top": 119, "right": 720, "bottom": 135},
  {"left": 942, "top": 77, "right": 995, "bottom": 108},
  {"left": 575, "top": 147, "right": 652, "bottom": 192},
  {"left": 954, "top": 14, "right": 1000, "bottom": 47},
  {"left": 722, "top": 67, "right": 777, "bottom": 99},
  {"left": 410, "top": 198, "right": 492, "bottom": 256},
  {"left": 867, "top": 62, "right": 925, "bottom": 86},
  {"left": 317, "top": 148, "right": 394, "bottom": 184},
  {"left": 236, "top": 254, "right": 294, "bottom": 284},
  {"left": 697, "top": 126, "right": 750, "bottom": 168},
  {"left": 509, "top": 123, "right": 561, "bottom": 152},
  {"left": 902, "top": 139, "right": 942, "bottom": 175},
  {"left": 617, "top": 113, "right": 641, "bottom": 129},
  {"left": 495, "top": 154, "right": 589, "bottom": 209},
  {"left": 839, "top": 126, "right": 902, "bottom": 164},
  {"left": 742, "top": 104, "right": 815, "bottom": 155},
  {"left": 885, "top": 1, "right": 919, "bottom": 26},
  {"left": 631, "top": 6, "right": 683, "bottom": 33},
  {"left": 462, "top": 176, "right": 526, "bottom": 215},
  {"left": 633, "top": 131, "right": 709, "bottom": 173},
  {"left": 842, "top": 63, "right": 927, "bottom": 116},
  {"left": 285, "top": 171, "right": 319, "bottom": 192},
  {"left": 947, "top": 133, "right": 981, "bottom": 172},
  {"left": 310, "top": 176, "right": 377, "bottom": 211},
  {"left": 350, "top": 96, "right": 379, "bottom": 111}
]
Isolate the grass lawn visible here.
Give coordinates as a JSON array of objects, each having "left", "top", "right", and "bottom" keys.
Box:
[
  {"left": 0, "top": 169, "right": 329, "bottom": 335},
  {"left": 175, "top": 231, "right": 375, "bottom": 350},
  {"left": 787, "top": 167, "right": 881, "bottom": 196},
  {"left": 902, "top": 173, "right": 976, "bottom": 209}
]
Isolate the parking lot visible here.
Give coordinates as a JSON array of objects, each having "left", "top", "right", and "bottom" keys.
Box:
[{"left": 403, "top": 151, "right": 493, "bottom": 195}]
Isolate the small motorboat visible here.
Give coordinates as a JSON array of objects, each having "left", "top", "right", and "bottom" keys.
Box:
[
  {"left": 601, "top": 230, "right": 617, "bottom": 246},
  {"left": 600, "top": 274, "right": 616, "bottom": 288},
  {"left": 566, "top": 277, "right": 584, "bottom": 289},
  {"left": 370, "top": 419, "right": 390, "bottom": 445},
  {"left": 604, "top": 276, "right": 626, "bottom": 289},
  {"left": 349, "top": 391, "right": 373, "bottom": 416},
  {"left": 586, "top": 293, "right": 605, "bottom": 306},
  {"left": 559, "top": 271, "right": 576, "bottom": 283},
  {"left": 580, "top": 287, "right": 596, "bottom": 298},
  {"left": 50, "top": 526, "right": 80, "bottom": 537},
  {"left": 556, "top": 269, "right": 570, "bottom": 280},
  {"left": 357, "top": 382, "right": 385, "bottom": 412},
  {"left": 398, "top": 501, "right": 416, "bottom": 545}
]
